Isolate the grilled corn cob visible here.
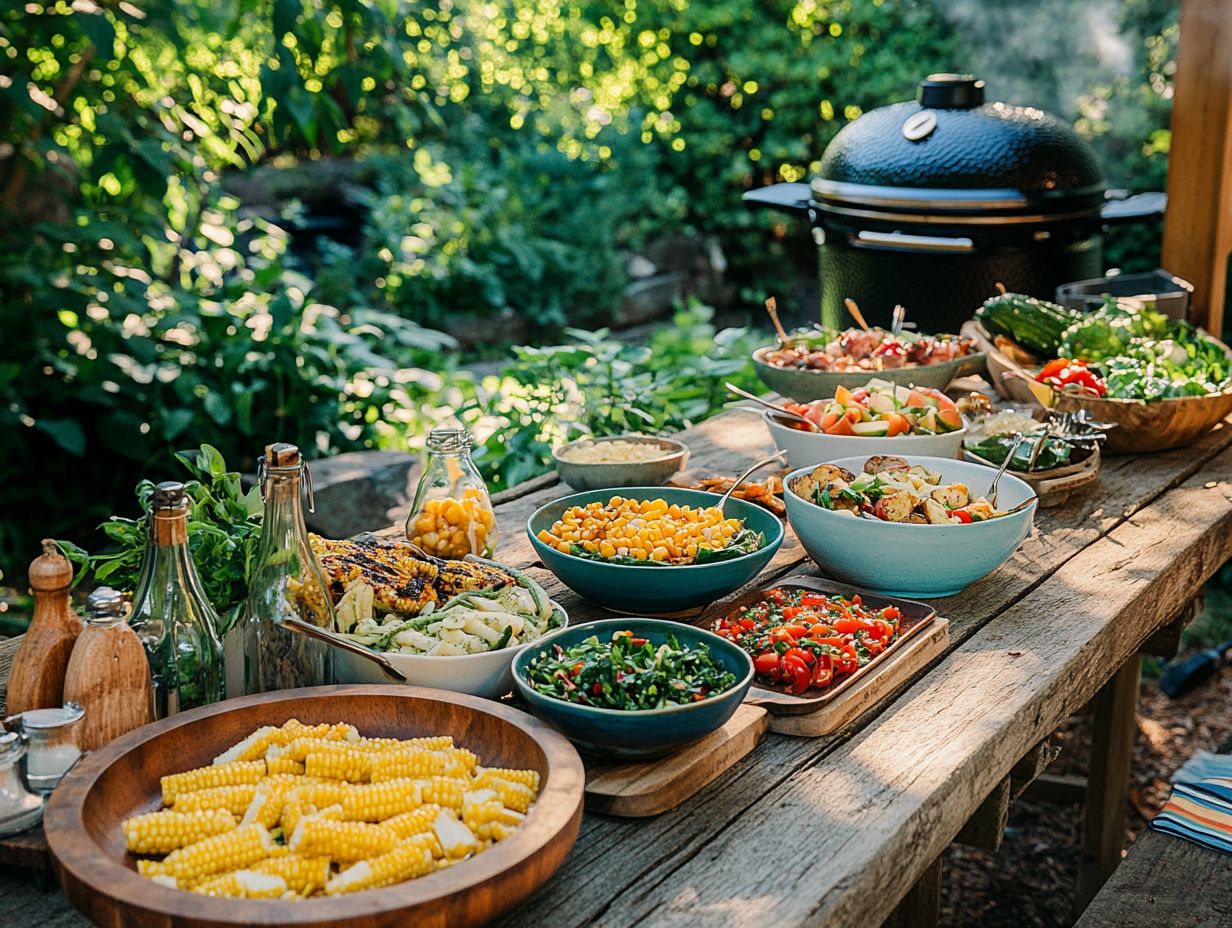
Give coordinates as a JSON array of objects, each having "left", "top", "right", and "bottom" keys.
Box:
[{"left": 123, "top": 809, "right": 238, "bottom": 855}]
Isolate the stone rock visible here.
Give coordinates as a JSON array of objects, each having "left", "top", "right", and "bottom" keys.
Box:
[{"left": 303, "top": 450, "right": 418, "bottom": 539}]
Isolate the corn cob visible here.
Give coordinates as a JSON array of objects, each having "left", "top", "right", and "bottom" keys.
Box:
[
  {"left": 341, "top": 779, "right": 419, "bottom": 822},
  {"left": 193, "top": 869, "right": 288, "bottom": 899},
  {"left": 123, "top": 808, "right": 238, "bottom": 855},
  {"left": 250, "top": 854, "right": 331, "bottom": 895},
  {"left": 431, "top": 810, "right": 480, "bottom": 859},
  {"left": 137, "top": 859, "right": 168, "bottom": 878},
  {"left": 162, "top": 761, "right": 266, "bottom": 805},
  {"left": 416, "top": 776, "right": 468, "bottom": 810},
  {"left": 382, "top": 804, "right": 443, "bottom": 840},
  {"left": 304, "top": 747, "right": 373, "bottom": 783},
  {"left": 160, "top": 824, "right": 273, "bottom": 882},
  {"left": 475, "top": 768, "right": 540, "bottom": 792},
  {"left": 356, "top": 735, "right": 454, "bottom": 752},
  {"left": 474, "top": 777, "right": 536, "bottom": 814},
  {"left": 172, "top": 783, "right": 261, "bottom": 816},
  {"left": 324, "top": 834, "right": 437, "bottom": 895},
  {"left": 369, "top": 750, "right": 449, "bottom": 782},
  {"left": 241, "top": 779, "right": 298, "bottom": 830},
  {"left": 462, "top": 790, "right": 525, "bottom": 841},
  {"left": 288, "top": 817, "right": 398, "bottom": 861},
  {"left": 285, "top": 780, "right": 349, "bottom": 810},
  {"left": 263, "top": 746, "right": 306, "bottom": 777}
]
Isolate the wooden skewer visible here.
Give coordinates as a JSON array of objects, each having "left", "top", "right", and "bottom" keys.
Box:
[
  {"left": 994, "top": 281, "right": 1008, "bottom": 295},
  {"left": 844, "top": 298, "right": 871, "bottom": 332},
  {"left": 764, "top": 296, "right": 792, "bottom": 347}
]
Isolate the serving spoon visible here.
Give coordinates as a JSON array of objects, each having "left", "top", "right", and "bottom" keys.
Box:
[
  {"left": 715, "top": 450, "right": 788, "bottom": 513},
  {"left": 987, "top": 432, "right": 1026, "bottom": 508},
  {"left": 283, "top": 616, "right": 409, "bottom": 683},
  {"left": 724, "top": 382, "right": 819, "bottom": 431}
]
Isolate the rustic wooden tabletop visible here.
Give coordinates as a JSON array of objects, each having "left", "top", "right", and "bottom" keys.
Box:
[{"left": 4, "top": 405, "right": 1232, "bottom": 928}]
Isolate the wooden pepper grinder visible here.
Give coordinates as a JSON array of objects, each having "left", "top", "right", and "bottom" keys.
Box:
[
  {"left": 6, "top": 540, "right": 83, "bottom": 715},
  {"left": 62, "top": 587, "right": 153, "bottom": 750}
]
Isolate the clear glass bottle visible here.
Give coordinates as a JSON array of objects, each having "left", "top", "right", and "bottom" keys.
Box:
[
  {"left": 405, "top": 428, "right": 498, "bottom": 559},
  {"left": 243, "top": 443, "right": 336, "bottom": 695},
  {"left": 128, "top": 483, "right": 225, "bottom": 718}
]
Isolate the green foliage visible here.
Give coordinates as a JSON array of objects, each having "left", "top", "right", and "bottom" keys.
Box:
[
  {"left": 59, "top": 445, "right": 264, "bottom": 634},
  {"left": 442, "top": 303, "right": 765, "bottom": 492}
]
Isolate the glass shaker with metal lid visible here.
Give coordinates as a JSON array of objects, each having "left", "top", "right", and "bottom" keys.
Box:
[
  {"left": 0, "top": 732, "right": 43, "bottom": 837},
  {"left": 127, "top": 482, "right": 225, "bottom": 717},
  {"left": 406, "top": 428, "right": 498, "bottom": 559},
  {"left": 242, "top": 443, "right": 336, "bottom": 695}
]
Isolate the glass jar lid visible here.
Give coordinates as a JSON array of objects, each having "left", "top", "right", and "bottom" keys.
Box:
[
  {"left": 10, "top": 702, "right": 85, "bottom": 729},
  {"left": 427, "top": 428, "right": 472, "bottom": 452}
]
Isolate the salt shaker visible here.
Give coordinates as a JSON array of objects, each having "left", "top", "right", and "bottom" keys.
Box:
[{"left": 3, "top": 703, "right": 84, "bottom": 794}]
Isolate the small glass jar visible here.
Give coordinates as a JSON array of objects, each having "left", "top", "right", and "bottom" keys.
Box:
[
  {"left": 0, "top": 732, "right": 43, "bottom": 837},
  {"left": 3, "top": 702, "right": 84, "bottom": 795},
  {"left": 406, "top": 429, "right": 498, "bottom": 559}
]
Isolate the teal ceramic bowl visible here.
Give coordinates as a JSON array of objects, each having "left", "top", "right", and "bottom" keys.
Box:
[
  {"left": 784, "top": 455, "right": 1036, "bottom": 599},
  {"left": 527, "top": 487, "right": 784, "bottom": 614},
  {"left": 511, "top": 617, "right": 755, "bottom": 759},
  {"left": 753, "top": 346, "right": 987, "bottom": 402}
]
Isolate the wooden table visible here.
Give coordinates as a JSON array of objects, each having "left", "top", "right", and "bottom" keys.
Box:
[{"left": 5, "top": 406, "right": 1232, "bottom": 927}]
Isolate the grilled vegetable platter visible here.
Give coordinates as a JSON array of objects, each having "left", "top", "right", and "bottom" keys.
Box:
[
  {"left": 310, "top": 535, "right": 564, "bottom": 657},
  {"left": 758, "top": 325, "right": 976, "bottom": 373},
  {"left": 790, "top": 456, "right": 1007, "bottom": 525},
  {"left": 965, "top": 292, "right": 1232, "bottom": 453}
]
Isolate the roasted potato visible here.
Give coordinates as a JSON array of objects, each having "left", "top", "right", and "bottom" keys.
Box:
[
  {"left": 822, "top": 480, "right": 860, "bottom": 512},
  {"left": 905, "top": 513, "right": 928, "bottom": 524},
  {"left": 906, "top": 465, "right": 942, "bottom": 484},
  {"left": 864, "top": 455, "right": 910, "bottom": 476},
  {"left": 810, "top": 463, "right": 857, "bottom": 485},
  {"left": 921, "top": 499, "right": 952, "bottom": 524},
  {"left": 966, "top": 499, "right": 996, "bottom": 520},
  {"left": 790, "top": 474, "right": 818, "bottom": 500},
  {"left": 930, "top": 483, "right": 970, "bottom": 510},
  {"left": 872, "top": 490, "right": 914, "bottom": 522}
]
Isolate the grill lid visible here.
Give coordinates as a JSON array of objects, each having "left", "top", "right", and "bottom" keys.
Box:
[{"left": 814, "top": 74, "right": 1105, "bottom": 216}]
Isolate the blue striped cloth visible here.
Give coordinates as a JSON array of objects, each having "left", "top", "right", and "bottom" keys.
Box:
[{"left": 1150, "top": 750, "right": 1232, "bottom": 854}]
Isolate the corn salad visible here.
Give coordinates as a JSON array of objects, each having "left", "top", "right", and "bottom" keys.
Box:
[
  {"left": 123, "top": 718, "right": 539, "bottom": 900},
  {"left": 537, "top": 496, "right": 744, "bottom": 564},
  {"left": 408, "top": 487, "right": 497, "bottom": 559}
]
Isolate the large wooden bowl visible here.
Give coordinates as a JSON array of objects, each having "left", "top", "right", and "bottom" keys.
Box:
[{"left": 44, "top": 685, "right": 585, "bottom": 928}]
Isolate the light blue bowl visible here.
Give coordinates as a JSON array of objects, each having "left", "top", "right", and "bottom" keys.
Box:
[
  {"left": 784, "top": 455, "right": 1036, "bottom": 599},
  {"left": 527, "top": 487, "right": 784, "bottom": 614},
  {"left": 511, "top": 618, "right": 755, "bottom": 759}
]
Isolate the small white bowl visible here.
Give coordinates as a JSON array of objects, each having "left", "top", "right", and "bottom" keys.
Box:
[
  {"left": 332, "top": 603, "right": 568, "bottom": 699},
  {"left": 552, "top": 435, "right": 689, "bottom": 491},
  {"left": 764, "top": 411, "right": 966, "bottom": 469}
]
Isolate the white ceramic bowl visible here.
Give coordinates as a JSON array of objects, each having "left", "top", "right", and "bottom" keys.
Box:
[
  {"left": 784, "top": 455, "right": 1036, "bottom": 599},
  {"left": 764, "top": 411, "right": 966, "bottom": 469},
  {"left": 332, "top": 604, "right": 568, "bottom": 699}
]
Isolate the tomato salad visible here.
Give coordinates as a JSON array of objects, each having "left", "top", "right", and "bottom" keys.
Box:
[{"left": 712, "top": 587, "right": 901, "bottom": 694}]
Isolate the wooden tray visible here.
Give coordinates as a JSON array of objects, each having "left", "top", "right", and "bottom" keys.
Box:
[
  {"left": 695, "top": 577, "right": 936, "bottom": 711},
  {"left": 965, "top": 444, "right": 1101, "bottom": 508},
  {"left": 583, "top": 703, "right": 769, "bottom": 817},
  {"left": 45, "top": 685, "right": 585, "bottom": 928}
]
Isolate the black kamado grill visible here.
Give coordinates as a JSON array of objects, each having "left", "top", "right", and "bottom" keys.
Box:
[{"left": 745, "top": 74, "right": 1165, "bottom": 333}]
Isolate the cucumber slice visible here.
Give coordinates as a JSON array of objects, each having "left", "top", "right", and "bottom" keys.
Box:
[{"left": 852, "top": 420, "right": 890, "bottom": 437}]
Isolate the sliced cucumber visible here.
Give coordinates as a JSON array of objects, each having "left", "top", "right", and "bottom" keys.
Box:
[{"left": 852, "top": 420, "right": 891, "bottom": 437}]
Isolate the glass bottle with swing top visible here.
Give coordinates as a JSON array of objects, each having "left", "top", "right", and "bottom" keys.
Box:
[
  {"left": 242, "top": 443, "right": 336, "bottom": 694},
  {"left": 405, "top": 428, "right": 498, "bottom": 559}
]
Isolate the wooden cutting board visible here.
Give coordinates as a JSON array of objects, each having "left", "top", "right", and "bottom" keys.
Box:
[{"left": 584, "top": 703, "right": 769, "bottom": 817}]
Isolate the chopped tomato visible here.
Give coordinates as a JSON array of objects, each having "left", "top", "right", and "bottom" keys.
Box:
[
  {"left": 833, "top": 616, "right": 863, "bottom": 634},
  {"left": 753, "top": 652, "right": 780, "bottom": 675},
  {"left": 783, "top": 625, "right": 811, "bottom": 639},
  {"left": 782, "top": 655, "right": 812, "bottom": 693},
  {"left": 781, "top": 606, "right": 803, "bottom": 620}
]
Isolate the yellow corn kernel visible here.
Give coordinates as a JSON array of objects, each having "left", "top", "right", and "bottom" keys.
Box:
[
  {"left": 193, "top": 869, "right": 287, "bottom": 899},
  {"left": 137, "top": 859, "right": 168, "bottom": 878},
  {"left": 161, "top": 760, "right": 265, "bottom": 805},
  {"left": 324, "top": 834, "right": 437, "bottom": 894},
  {"left": 416, "top": 776, "right": 467, "bottom": 810},
  {"left": 173, "top": 784, "right": 260, "bottom": 816},
  {"left": 289, "top": 817, "right": 398, "bottom": 862},
  {"left": 478, "top": 777, "right": 536, "bottom": 814},
  {"left": 341, "top": 778, "right": 419, "bottom": 822},
  {"left": 240, "top": 780, "right": 297, "bottom": 830},
  {"left": 250, "top": 854, "right": 331, "bottom": 895},
  {"left": 161, "top": 824, "right": 273, "bottom": 882},
  {"left": 123, "top": 808, "right": 237, "bottom": 855}
]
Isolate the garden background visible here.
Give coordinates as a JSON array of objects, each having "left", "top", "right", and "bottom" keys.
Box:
[{"left": 0, "top": 0, "right": 1177, "bottom": 585}]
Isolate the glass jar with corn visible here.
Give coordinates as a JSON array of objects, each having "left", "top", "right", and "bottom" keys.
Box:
[{"left": 406, "top": 428, "right": 498, "bottom": 559}]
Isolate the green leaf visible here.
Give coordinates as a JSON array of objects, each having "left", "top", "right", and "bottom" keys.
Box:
[
  {"left": 35, "top": 418, "right": 86, "bottom": 456},
  {"left": 203, "top": 392, "right": 233, "bottom": 426}
]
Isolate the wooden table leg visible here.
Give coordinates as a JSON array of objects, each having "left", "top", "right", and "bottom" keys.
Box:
[
  {"left": 1076, "top": 658, "right": 1140, "bottom": 913},
  {"left": 884, "top": 856, "right": 941, "bottom": 928}
]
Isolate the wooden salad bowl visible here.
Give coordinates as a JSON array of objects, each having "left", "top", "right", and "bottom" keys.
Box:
[
  {"left": 962, "top": 319, "right": 1232, "bottom": 453},
  {"left": 44, "top": 685, "right": 586, "bottom": 928}
]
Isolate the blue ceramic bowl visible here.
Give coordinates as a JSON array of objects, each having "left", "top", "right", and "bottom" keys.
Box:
[
  {"left": 511, "top": 618, "right": 755, "bottom": 759},
  {"left": 784, "top": 455, "right": 1037, "bottom": 599},
  {"left": 527, "top": 487, "right": 784, "bottom": 614}
]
